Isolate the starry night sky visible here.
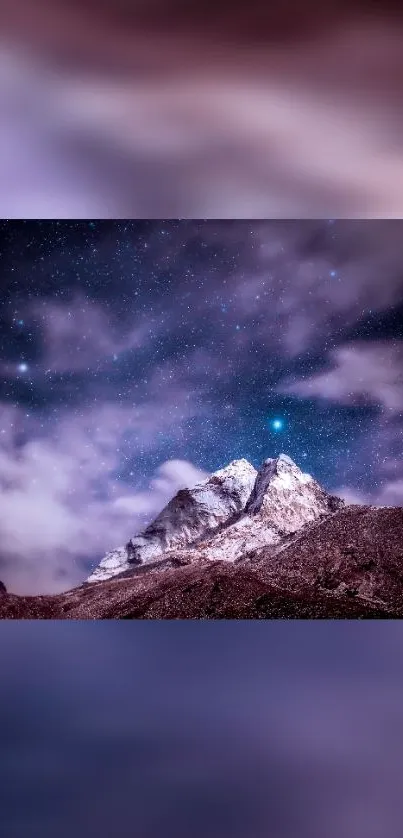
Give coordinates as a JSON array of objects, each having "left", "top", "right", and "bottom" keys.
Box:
[{"left": 1, "top": 219, "right": 402, "bottom": 593}]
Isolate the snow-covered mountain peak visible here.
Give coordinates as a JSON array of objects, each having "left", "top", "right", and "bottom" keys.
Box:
[
  {"left": 246, "top": 454, "right": 313, "bottom": 514},
  {"left": 212, "top": 457, "right": 255, "bottom": 478},
  {"left": 87, "top": 453, "right": 344, "bottom": 583},
  {"left": 168, "top": 454, "right": 341, "bottom": 565},
  {"left": 204, "top": 458, "right": 257, "bottom": 502}
]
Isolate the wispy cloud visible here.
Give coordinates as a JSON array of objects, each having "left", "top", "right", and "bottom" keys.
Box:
[
  {"left": 280, "top": 342, "right": 403, "bottom": 412},
  {"left": 34, "top": 295, "right": 151, "bottom": 373},
  {"left": 0, "top": 400, "right": 207, "bottom": 594}
]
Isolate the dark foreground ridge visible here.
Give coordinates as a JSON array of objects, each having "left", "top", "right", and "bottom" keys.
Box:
[
  {"left": 0, "top": 562, "right": 396, "bottom": 620},
  {"left": 1, "top": 505, "right": 402, "bottom": 619}
]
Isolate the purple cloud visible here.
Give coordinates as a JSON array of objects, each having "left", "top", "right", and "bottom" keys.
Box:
[
  {"left": 280, "top": 341, "right": 403, "bottom": 412},
  {"left": 32, "top": 295, "right": 151, "bottom": 373},
  {"left": 280, "top": 340, "right": 403, "bottom": 505},
  {"left": 0, "top": 399, "right": 207, "bottom": 594}
]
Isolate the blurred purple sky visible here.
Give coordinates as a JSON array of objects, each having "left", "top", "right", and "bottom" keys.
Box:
[{"left": 1, "top": 0, "right": 403, "bottom": 216}]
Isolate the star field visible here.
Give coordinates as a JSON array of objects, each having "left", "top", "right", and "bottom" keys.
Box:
[{"left": 0, "top": 220, "right": 402, "bottom": 592}]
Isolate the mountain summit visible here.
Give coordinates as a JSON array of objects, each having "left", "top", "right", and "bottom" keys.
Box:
[{"left": 87, "top": 454, "right": 344, "bottom": 582}]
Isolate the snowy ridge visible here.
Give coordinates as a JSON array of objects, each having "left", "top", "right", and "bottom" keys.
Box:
[
  {"left": 87, "top": 458, "right": 257, "bottom": 582},
  {"left": 87, "top": 454, "right": 344, "bottom": 583}
]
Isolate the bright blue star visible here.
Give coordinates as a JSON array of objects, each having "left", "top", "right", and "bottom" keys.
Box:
[
  {"left": 270, "top": 418, "right": 284, "bottom": 432},
  {"left": 330, "top": 270, "right": 337, "bottom": 277}
]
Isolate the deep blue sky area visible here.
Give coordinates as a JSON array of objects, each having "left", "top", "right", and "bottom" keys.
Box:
[
  {"left": 2, "top": 621, "right": 403, "bottom": 838},
  {"left": 0, "top": 219, "right": 402, "bottom": 592}
]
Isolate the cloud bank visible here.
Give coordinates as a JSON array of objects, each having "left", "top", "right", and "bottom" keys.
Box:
[
  {"left": 281, "top": 342, "right": 403, "bottom": 413},
  {"left": 0, "top": 400, "right": 207, "bottom": 594}
]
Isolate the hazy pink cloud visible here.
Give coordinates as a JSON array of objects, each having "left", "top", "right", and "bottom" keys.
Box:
[
  {"left": 0, "top": 295, "right": 154, "bottom": 379},
  {"left": 333, "top": 479, "right": 403, "bottom": 509},
  {"left": 277, "top": 339, "right": 403, "bottom": 507},
  {"left": 197, "top": 222, "right": 403, "bottom": 355},
  {"left": 332, "top": 487, "right": 370, "bottom": 505},
  {"left": 32, "top": 295, "right": 151, "bottom": 373},
  {"left": 280, "top": 342, "right": 403, "bottom": 412},
  {"left": 376, "top": 479, "right": 403, "bottom": 506},
  {"left": 0, "top": 397, "right": 207, "bottom": 594}
]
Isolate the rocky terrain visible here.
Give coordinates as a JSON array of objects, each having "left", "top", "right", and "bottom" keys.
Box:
[
  {"left": 240, "top": 504, "right": 403, "bottom": 605},
  {"left": 0, "top": 454, "right": 402, "bottom": 619}
]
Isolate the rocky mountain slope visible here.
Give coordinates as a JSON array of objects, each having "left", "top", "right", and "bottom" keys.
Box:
[
  {"left": 0, "top": 454, "right": 402, "bottom": 619},
  {"left": 0, "top": 558, "right": 395, "bottom": 619},
  {"left": 240, "top": 503, "right": 403, "bottom": 606}
]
